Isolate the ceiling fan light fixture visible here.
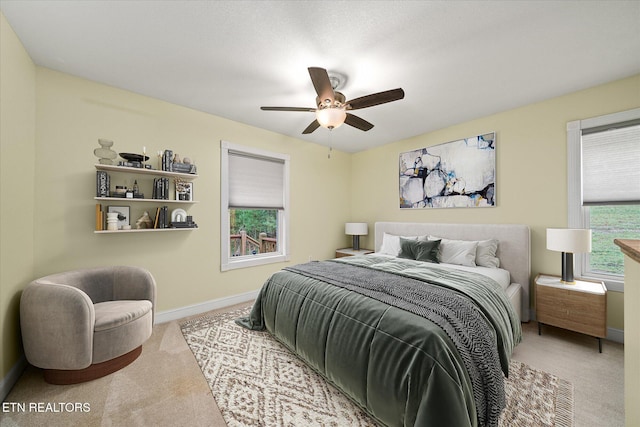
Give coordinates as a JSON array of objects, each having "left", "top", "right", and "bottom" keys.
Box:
[{"left": 316, "top": 107, "right": 346, "bottom": 129}]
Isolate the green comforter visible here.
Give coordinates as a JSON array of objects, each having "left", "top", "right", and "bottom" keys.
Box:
[{"left": 237, "top": 255, "right": 521, "bottom": 427}]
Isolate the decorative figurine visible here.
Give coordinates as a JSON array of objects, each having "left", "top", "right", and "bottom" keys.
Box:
[
  {"left": 94, "top": 139, "right": 117, "bottom": 165},
  {"left": 135, "top": 211, "right": 153, "bottom": 229}
]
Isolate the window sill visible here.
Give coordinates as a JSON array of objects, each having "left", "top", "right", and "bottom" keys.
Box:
[
  {"left": 221, "top": 253, "right": 290, "bottom": 271},
  {"left": 580, "top": 274, "right": 624, "bottom": 292}
]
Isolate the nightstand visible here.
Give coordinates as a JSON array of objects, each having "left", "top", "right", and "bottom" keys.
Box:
[
  {"left": 335, "top": 248, "right": 374, "bottom": 258},
  {"left": 535, "top": 273, "right": 607, "bottom": 352}
]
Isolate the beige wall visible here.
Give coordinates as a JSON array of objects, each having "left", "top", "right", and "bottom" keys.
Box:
[
  {"left": 33, "top": 68, "right": 352, "bottom": 312},
  {"left": 0, "top": 13, "right": 36, "bottom": 380},
  {"left": 351, "top": 74, "right": 640, "bottom": 326}
]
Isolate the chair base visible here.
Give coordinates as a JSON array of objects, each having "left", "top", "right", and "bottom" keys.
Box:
[{"left": 43, "top": 346, "right": 142, "bottom": 385}]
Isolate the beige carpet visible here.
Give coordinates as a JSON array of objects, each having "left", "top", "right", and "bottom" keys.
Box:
[
  {"left": 1, "top": 302, "right": 624, "bottom": 427},
  {"left": 514, "top": 320, "right": 624, "bottom": 426},
  {"left": 181, "top": 306, "right": 573, "bottom": 427},
  {"left": 0, "top": 317, "right": 226, "bottom": 427}
]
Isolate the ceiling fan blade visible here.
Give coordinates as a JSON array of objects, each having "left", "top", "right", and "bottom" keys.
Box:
[
  {"left": 308, "top": 67, "right": 335, "bottom": 105},
  {"left": 261, "top": 106, "right": 316, "bottom": 112},
  {"left": 302, "top": 120, "right": 321, "bottom": 134},
  {"left": 346, "top": 88, "right": 405, "bottom": 110},
  {"left": 344, "top": 113, "right": 374, "bottom": 131}
]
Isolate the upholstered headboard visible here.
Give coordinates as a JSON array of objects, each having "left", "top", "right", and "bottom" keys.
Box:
[{"left": 374, "top": 222, "right": 531, "bottom": 321}]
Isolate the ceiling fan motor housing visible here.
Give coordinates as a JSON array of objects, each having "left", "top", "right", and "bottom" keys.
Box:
[{"left": 317, "top": 91, "right": 346, "bottom": 110}]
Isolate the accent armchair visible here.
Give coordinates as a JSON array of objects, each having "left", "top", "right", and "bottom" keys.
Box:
[{"left": 20, "top": 266, "right": 156, "bottom": 384}]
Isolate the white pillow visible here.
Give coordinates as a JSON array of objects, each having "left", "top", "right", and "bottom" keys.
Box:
[
  {"left": 475, "top": 239, "right": 500, "bottom": 268},
  {"left": 429, "top": 236, "right": 478, "bottom": 267},
  {"left": 379, "top": 233, "right": 423, "bottom": 256},
  {"left": 429, "top": 236, "right": 500, "bottom": 268}
]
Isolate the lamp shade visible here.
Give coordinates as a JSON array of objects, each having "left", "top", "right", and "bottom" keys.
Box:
[
  {"left": 546, "top": 228, "right": 592, "bottom": 253},
  {"left": 345, "top": 222, "right": 368, "bottom": 236}
]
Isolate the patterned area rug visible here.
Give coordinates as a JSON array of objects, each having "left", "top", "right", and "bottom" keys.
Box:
[{"left": 181, "top": 306, "right": 573, "bottom": 427}]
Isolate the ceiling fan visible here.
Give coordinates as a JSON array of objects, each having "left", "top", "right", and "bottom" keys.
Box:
[{"left": 261, "top": 67, "right": 405, "bottom": 134}]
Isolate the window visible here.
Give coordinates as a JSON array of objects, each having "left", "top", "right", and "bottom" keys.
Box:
[
  {"left": 567, "top": 108, "right": 640, "bottom": 291},
  {"left": 220, "top": 141, "right": 290, "bottom": 271}
]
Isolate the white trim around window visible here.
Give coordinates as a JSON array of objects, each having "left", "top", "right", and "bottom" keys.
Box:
[
  {"left": 567, "top": 108, "right": 640, "bottom": 292},
  {"left": 220, "top": 140, "right": 290, "bottom": 271}
]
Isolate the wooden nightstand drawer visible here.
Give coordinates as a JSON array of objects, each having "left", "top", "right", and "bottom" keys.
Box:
[
  {"left": 537, "top": 287, "right": 606, "bottom": 321},
  {"left": 537, "top": 311, "right": 606, "bottom": 338}
]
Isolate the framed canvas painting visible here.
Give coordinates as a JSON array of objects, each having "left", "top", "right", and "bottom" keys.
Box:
[{"left": 399, "top": 132, "right": 496, "bottom": 208}]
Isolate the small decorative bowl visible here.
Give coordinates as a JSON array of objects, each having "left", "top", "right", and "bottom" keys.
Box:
[{"left": 119, "top": 153, "right": 150, "bottom": 162}]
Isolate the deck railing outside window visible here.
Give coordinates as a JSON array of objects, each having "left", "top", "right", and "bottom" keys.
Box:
[{"left": 230, "top": 230, "right": 277, "bottom": 256}]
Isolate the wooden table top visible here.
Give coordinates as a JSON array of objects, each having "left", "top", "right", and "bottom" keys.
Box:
[{"left": 614, "top": 239, "right": 640, "bottom": 264}]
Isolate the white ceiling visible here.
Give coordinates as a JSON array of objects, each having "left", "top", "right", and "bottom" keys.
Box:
[{"left": 2, "top": 1, "right": 639, "bottom": 152}]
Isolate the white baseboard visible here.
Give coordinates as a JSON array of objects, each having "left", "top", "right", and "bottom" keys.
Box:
[
  {"left": 1, "top": 355, "right": 27, "bottom": 402},
  {"left": 607, "top": 327, "right": 624, "bottom": 344},
  {"left": 154, "top": 289, "right": 259, "bottom": 324}
]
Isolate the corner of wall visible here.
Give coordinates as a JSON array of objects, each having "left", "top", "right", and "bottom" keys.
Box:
[{"left": 0, "top": 10, "right": 37, "bottom": 388}]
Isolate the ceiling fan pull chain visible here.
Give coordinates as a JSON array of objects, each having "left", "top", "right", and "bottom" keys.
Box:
[{"left": 328, "top": 129, "right": 333, "bottom": 159}]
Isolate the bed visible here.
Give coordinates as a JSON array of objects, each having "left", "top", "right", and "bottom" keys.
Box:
[{"left": 238, "top": 222, "right": 530, "bottom": 427}]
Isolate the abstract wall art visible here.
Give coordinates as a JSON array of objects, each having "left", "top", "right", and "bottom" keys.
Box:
[{"left": 399, "top": 132, "right": 496, "bottom": 209}]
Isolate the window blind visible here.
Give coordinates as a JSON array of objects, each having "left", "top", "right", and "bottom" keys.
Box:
[
  {"left": 228, "top": 151, "right": 284, "bottom": 209},
  {"left": 582, "top": 122, "right": 640, "bottom": 205}
]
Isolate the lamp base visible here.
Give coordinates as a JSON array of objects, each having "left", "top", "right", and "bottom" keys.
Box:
[
  {"left": 561, "top": 252, "right": 575, "bottom": 284},
  {"left": 352, "top": 235, "right": 360, "bottom": 251}
]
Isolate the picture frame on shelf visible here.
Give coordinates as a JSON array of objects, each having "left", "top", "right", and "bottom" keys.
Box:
[
  {"left": 107, "top": 206, "right": 130, "bottom": 229},
  {"left": 175, "top": 181, "right": 193, "bottom": 201}
]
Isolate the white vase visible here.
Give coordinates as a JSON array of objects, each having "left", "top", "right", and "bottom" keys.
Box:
[
  {"left": 106, "top": 212, "right": 119, "bottom": 231},
  {"left": 94, "top": 139, "right": 117, "bottom": 165}
]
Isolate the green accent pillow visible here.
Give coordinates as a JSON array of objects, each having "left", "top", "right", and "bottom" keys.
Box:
[{"left": 399, "top": 238, "right": 441, "bottom": 263}]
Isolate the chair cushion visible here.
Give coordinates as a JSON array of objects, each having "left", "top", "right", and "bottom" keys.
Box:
[{"left": 93, "top": 300, "right": 152, "bottom": 332}]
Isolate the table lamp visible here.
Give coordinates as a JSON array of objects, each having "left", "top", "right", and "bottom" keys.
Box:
[
  {"left": 546, "top": 228, "right": 592, "bottom": 284},
  {"left": 345, "top": 223, "right": 368, "bottom": 251}
]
